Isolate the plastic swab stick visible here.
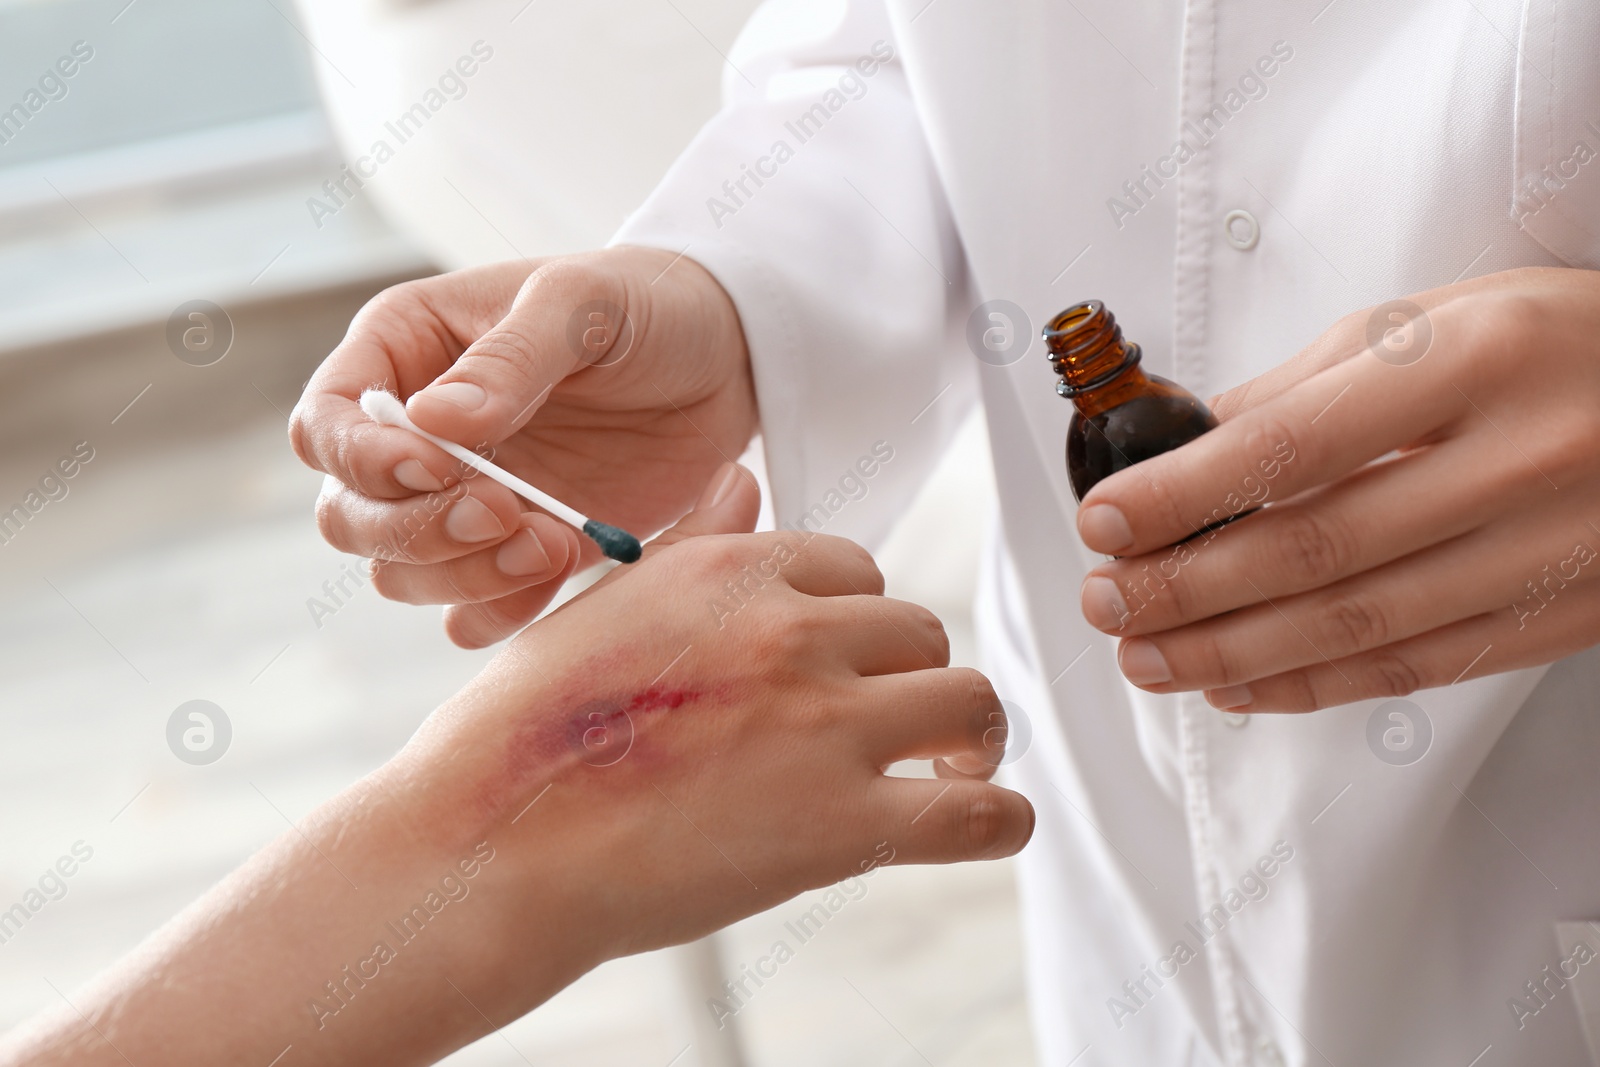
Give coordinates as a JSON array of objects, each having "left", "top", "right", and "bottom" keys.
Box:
[{"left": 359, "top": 388, "right": 642, "bottom": 563}]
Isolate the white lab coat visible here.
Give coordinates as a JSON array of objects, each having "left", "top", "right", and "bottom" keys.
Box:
[{"left": 614, "top": 2, "right": 1600, "bottom": 1064}]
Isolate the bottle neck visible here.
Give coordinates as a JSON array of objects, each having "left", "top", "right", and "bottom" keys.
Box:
[{"left": 1044, "top": 300, "right": 1149, "bottom": 416}]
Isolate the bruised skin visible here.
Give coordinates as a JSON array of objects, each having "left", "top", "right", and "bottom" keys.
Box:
[
  {"left": 492, "top": 679, "right": 736, "bottom": 811},
  {"left": 557, "top": 687, "right": 703, "bottom": 768}
]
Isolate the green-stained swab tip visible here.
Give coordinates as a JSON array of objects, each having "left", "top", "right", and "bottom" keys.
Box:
[{"left": 582, "top": 519, "right": 643, "bottom": 564}]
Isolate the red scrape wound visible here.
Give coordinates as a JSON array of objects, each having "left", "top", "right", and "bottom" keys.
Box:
[
  {"left": 491, "top": 683, "right": 724, "bottom": 819},
  {"left": 626, "top": 687, "right": 697, "bottom": 714},
  {"left": 565, "top": 688, "right": 701, "bottom": 768}
]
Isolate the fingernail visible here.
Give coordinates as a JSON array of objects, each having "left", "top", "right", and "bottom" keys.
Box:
[
  {"left": 415, "top": 381, "right": 487, "bottom": 413},
  {"left": 1081, "top": 576, "right": 1131, "bottom": 631},
  {"left": 445, "top": 497, "right": 504, "bottom": 543},
  {"left": 1208, "top": 684, "right": 1253, "bottom": 710},
  {"left": 1118, "top": 638, "right": 1171, "bottom": 686},
  {"left": 394, "top": 459, "right": 444, "bottom": 492},
  {"left": 496, "top": 527, "right": 553, "bottom": 576},
  {"left": 1079, "top": 504, "right": 1133, "bottom": 553},
  {"left": 697, "top": 464, "right": 742, "bottom": 509}
]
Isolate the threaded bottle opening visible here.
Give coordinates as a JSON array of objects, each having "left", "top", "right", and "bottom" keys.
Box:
[{"left": 1044, "top": 300, "right": 1137, "bottom": 392}]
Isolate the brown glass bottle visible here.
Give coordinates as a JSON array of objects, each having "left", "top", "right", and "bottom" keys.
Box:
[{"left": 1045, "top": 300, "right": 1219, "bottom": 502}]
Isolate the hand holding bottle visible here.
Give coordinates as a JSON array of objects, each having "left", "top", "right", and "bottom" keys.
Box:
[{"left": 1074, "top": 267, "right": 1600, "bottom": 712}]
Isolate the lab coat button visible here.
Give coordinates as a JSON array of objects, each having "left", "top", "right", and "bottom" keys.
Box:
[
  {"left": 1255, "top": 1037, "right": 1286, "bottom": 1066},
  {"left": 1223, "top": 712, "right": 1250, "bottom": 728},
  {"left": 1224, "top": 208, "right": 1260, "bottom": 250}
]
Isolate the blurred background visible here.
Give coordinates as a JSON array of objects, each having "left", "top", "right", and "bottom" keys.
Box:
[{"left": 0, "top": 0, "right": 1025, "bottom": 1063}]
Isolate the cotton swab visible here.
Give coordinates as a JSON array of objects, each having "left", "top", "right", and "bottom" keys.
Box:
[{"left": 359, "top": 388, "right": 642, "bottom": 564}]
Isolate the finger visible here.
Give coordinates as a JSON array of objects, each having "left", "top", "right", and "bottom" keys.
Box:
[
  {"left": 289, "top": 271, "right": 525, "bottom": 497},
  {"left": 546, "top": 462, "right": 763, "bottom": 617},
  {"left": 810, "top": 596, "right": 950, "bottom": 676},
  {"left": 1082, "top": 431, "right": 1539, "bottom": 636},
  {"left": 875, "top": 778, "right": 1034, "bottom": 863},
  {"left": 371, "top": 513, "right": 582, "bottom": 605},
  {"left": 1223, "top": 578, "right": 1600, "bottom": 714},
  {"left": 1205, "top": 281, "right": 1496, "bottom": 421},
  {"left": 642, "top": 463, "right": 762, "bottom": 550},
  {"left": 687, "top": 529, "right": 886, "bottom": 608},
  {"left": 1120, "top": 498, "right": 1600, "bottom": 693},
  {"left": 775, "top": 533, "right": 887, "bottom": 598},
  {"left": 1206, "top": 304, "right": 1371, "bottom": 422},
  {"left": 855, "top": 667, "right": 1003, "bottom": 776},
  {"left": 314, "top": 474, "right": 528, "bottom": 565},
  {"left": 1076, "top": 302, "right": 1479, "bottom": 556},
  {"left": 291, "top": 390, "right": 472, "bottom": 500},
  {"left": 443, "top": 548, "right": 586, "bottom": 649},
  {"left": 933, "top": 755, "right": 997, "bottom": 780},
  {"left": 405, "top": 257, "right": 622, "bottom": 450}
]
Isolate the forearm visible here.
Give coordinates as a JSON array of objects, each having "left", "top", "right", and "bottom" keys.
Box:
[{"left": 0, "top": 758, "right": 591, "bottom": 1067}]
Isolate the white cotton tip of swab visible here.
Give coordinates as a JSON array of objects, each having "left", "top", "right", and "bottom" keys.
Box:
[
  {"left": 357, "top": 388, "right": 642, "bottom": 564},
  {"left": 359, "top": 388, "right": 409, "bottom": 427}
]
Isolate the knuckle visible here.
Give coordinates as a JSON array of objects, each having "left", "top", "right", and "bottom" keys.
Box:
[
  {"left": 458, "top": 595, "right": 522, "bottom": 637},
  {"left": 1106, "top": 563, "right": 1169, "bottom": 627},
  {"left": 1530, "top": 411, "right": 1594, "bottom": 482},
  {"left": 1185, "top": 631, "right": 1246, "bottom": 688},
  {"left": 1318, "top": 590, "right": 1390, "bottom": 654},
  {"left": 525, "top": 257, "right": 604, "bottom": 303},
  {"left": 842, "top": 539, "right": 885, "bottom": 594},
  {"left": 1366, "top": 649, "right": 1423, "bottom": 699},
  {"left": 953, "top": 666, "right": 998, "bottom": 715},
  {"left": 329, "top": 428, "right": 368, "bottom": 490},
  {"left": 463, "top": 329, "right": 548, "bottom": 393},
  {"left": 1239, "top": 416, "right": 1286, "bottom": 467},
  {"left": 287, "top": 404, "right": 313, "bottom": 467},
  {"left": 443, "top": 603, "right": 502, "bottom": 650},
  {"left": 1272, "top": 508, "right": 1355, "bottom": 588},
  {"left": 953, "top": 789, "right": 1014, "bottom": 859},
  {"left": 957, "top": 668, "right": 1003, "bottom": 756},
  {"left": 904, "top": 604, "right": 951, "bottom": 666},
  {"left": 366, "top": 559, "right": 402, "bottom": 601},
  {"left": 1145, "top": 556, "right": 1199, "bottom": 623},
  {"left": 1241, "top": 415, "right": 1302, "bottom": 486},
  {"left": 1275, "top": 669, "right": 1323, "bottom": 713},
  {"left": 313, "top": 486, "right": 347, "bottom": 549},
  {"left": 378, "top": 495, "right": 450, "bottom": 564},
  {"left": 438, "top": 563, "right": 479, "bottom": 606},
  {"left": 670, "top": 534, "right": 747, "bottom": 581},
  {"left": 353, "top": 280, "right": 419, "bottom": 329},
  {"left": 809, "top": 534, "right": 884, "bottom": 594},
  {"left": 349, "top": 281, "right": 430, "bottom": 339},
  {"left": 1476, "top": 292, "right": 1543, "bottom": 354},
  {"left": 1136, "top": 470, "right": 1191, "bottom": 538},
  {"left": 744, "top": 605, "right": 813, "bottom": 671},
  {"left": 374, "top": 277, "right": 428, "bottom": 308}
]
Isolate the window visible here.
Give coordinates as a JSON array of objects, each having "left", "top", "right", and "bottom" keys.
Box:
[{"left": 0, "top": 0, "right": 421, "bottom": 351}]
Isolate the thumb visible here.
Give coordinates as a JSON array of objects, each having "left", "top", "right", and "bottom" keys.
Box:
[
  {"left": 644, "top": 463, "right": 762, "bottom": 551},
  {"left": 569, "top": 463, "right": 760, "bottom": 606},
  {"left": 405, "top": 269, "right": 628, "bottom": 447}
]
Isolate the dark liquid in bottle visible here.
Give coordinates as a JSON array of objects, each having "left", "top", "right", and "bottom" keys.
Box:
[
  {"left": 1066, "top": 385, "right": 1219, "bottom": 501},
  {"left": 1045, "top": 301, "right": 1224, "bottom": 528}
]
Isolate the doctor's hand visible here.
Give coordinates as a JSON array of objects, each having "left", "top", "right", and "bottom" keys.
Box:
[
  {"left": 1075, "top": 267, "right": 1600, "bottom": 713},
  {"left": 288, "top": 248, "right": 755, "bottom": 648}
]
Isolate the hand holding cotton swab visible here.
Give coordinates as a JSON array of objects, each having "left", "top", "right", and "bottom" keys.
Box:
[{"left": 359, "top": 389, "right": 642, "bottom": 564}]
